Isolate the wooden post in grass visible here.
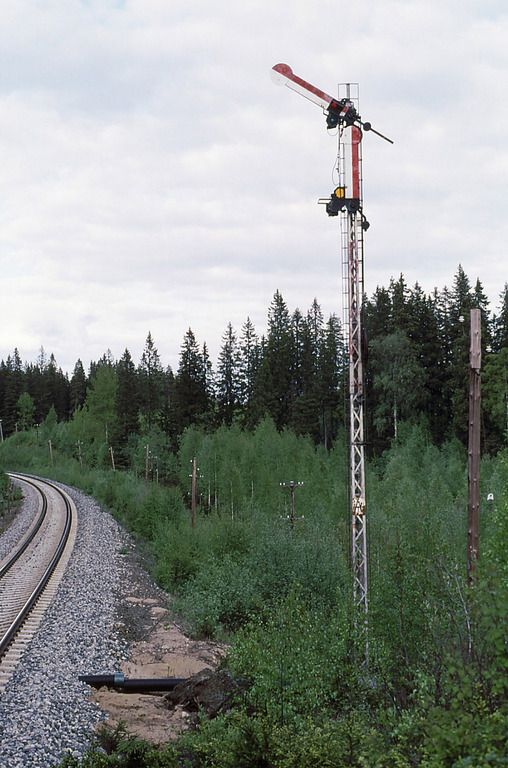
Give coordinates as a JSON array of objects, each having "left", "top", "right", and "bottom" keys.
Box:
[
  {"left": 279, "top": 481, "right": 304, "bottom": 529},
  {"left": 467, "top": 309, "right": 481, "bottom": 584},
  {"left": 191, "top": 457, "right": 197, "bottom": 528}
]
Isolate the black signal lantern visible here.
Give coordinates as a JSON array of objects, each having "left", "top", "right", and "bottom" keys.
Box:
[
  {"left": 326, "top": 101, "right": 341, "bottom": 129},
  {"left": 326, "top": 186, "right": 362, "bottom": 217},
  {"left": 326, "top": 98, "right": 358, "bottom": 130},
  {"left": 326, "top": 186, "right": 345, "bottom": 216}
]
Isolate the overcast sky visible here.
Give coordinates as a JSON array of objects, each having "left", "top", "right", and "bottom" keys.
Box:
[{"left": 1, "top": 0, "right": 507, "bottom": 375}]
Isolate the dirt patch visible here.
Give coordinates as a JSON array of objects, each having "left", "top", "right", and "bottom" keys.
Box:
[{"left": 90, "top": 540, "right": 226, "bottom": 746}]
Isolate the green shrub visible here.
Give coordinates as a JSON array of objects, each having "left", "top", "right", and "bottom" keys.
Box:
[
  {"left": 53, "top": 738, "right": 178, "bottom": 767},
  {"left": 227, "top": 586, "right": 351, "bottom": 724},
  {"left": 176, "top": 554, "right": 259, "bottom": 637},
  {"left": 183, "top": 708, "right": 388, "bottom": 768},
  {"left": 151, "top": 520, "right": 202, "bottom": 590}
]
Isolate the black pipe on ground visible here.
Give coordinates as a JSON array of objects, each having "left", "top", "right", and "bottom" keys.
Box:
[{"left": 79, "top": 673, "right": 185, "bottom": 693}]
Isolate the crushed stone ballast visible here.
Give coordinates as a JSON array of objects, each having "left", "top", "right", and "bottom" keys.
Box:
[{"left": 0, "top": 478, "right": 131, "bottom": 767}]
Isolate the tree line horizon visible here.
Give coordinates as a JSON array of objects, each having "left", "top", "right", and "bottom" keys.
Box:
[{"left": 1, "top": 263, "right": 507, "bottom": 469}]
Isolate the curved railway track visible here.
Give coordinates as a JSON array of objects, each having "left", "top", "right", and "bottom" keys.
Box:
[{"left": 0, "top": 474, "right": 78, "bottom": 694}]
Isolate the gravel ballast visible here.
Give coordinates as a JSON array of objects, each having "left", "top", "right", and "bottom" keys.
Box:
[{"left": 0, "top": 480, "right": 132, "bottom": 767}]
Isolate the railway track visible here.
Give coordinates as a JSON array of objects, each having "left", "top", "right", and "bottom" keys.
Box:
[{"left": 0, "top": 474, "right": 78, "bottom": 694}]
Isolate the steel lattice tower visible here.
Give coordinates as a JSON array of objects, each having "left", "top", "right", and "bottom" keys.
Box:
[
  {"left": 336, "top": 86, "right": 368, "bottom": 617},
  {"left": 271, "top": 64, "right": 391, "bottom": 637}
]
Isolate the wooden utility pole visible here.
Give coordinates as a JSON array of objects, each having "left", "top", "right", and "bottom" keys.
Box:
[
  {"left": 191, "top": 457, "right": 197, "bottom": 528},
  {"left": 280, "top": 481, "right": 304, "bottom": 529},
  {"left": 467, "top": 309, "right": 481, "bottom": 584},
  {"left": 48, "top": 439, "right": 54, "bottom": 468}
]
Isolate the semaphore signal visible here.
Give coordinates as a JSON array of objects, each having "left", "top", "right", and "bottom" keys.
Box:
[{"left": 271, "top": 63, "right": 392, "bottom": 648}]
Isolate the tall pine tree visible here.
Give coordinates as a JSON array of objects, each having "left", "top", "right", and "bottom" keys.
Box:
[
  {"left": 174, "top": 329, "right": 210, "bottom": 431},
  {"left": 69, "top": 359, "right": 88, "bottom": 415},
  {"left": 113, "top": 348, "right": 139, "bottom": 467},
  {"left": 2, "top": 349, "right": 24, "bottom": 435},
  {"left": 493, "top": 283, "right": 508, "bottom": 351},
  {"left": 448, "top": 265, "right": 474, "bottom": 442},
  {"left": 238, "top": 317, "right": 260, "bottom": 428},
  {"left": 319, "top": 313, "right": 345, "bottom": 447},
  {"left": 217, "top": 323, "right": 241, "bottom": 426},
  {"left": 263, "top": 290, "right": 294, "bottom": 429},
  {"left": 138, "top": 333, "right": 166, "bottom": 430}
]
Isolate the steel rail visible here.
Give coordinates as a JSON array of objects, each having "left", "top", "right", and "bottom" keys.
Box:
[
  {"left": 0, "top": 476, "right": 48, "bottom": 580},
  {"left": 0, "top": 474, "right": 73, "bottom": 660}
]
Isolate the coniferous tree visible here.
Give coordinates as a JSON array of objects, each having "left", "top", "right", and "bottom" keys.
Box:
[
  {"left": 430, "top": 284, "right": 455, "bottom": 439},
  {"left": 493, "top": 283, "right": 508, "bottom": 351},
  {"left": 250, "top": 335, "right": 271, "bottom": 420},
  {"left": 2, "top": 349, "right": 24, "bottom": 435},
  {"left": 159, "top": 365, "right": 177, "bottom": 449},
  {"left": 27, "top": 346, "right": 47, "bottom": 422},
  {"left": 69, "top": 359, "right": 88, "bottom": 415},
  {"left": 406, "top": 284, "right": 445, "bottom": 442},
  {"left": 174, "top": 329, "right": 209, "bottom": 431},
  {"left": 138, "top": 333, "right": 166, "bottom": 430},
  {"left": 365, "top": 288, "right": 392, "bottom": 444},
  {"left": 404, "top": 282, "right": 428, "bottom": 345},
  {"left": 24, "top": 363, "right": 41, "bottom": 424},
  {"left": 263, "top": 290, "right": 294, "bottom": 429},
  {"left": 0, "top": 272, "right": 502, "bottom": 453},
  {"left": 435, "top": 284, "right": 453, "bottom": 366},
  {"left": 238, "top": 317, "right": 260, "bottom": 428},
  {"left": 89, "top": 349, "right": 115, "bottom": 380},
  {"left": 113, "top": 348, "right": 139, "bottom": 467},
  {"left": 291, "top": 307, "right": 306, "bottom": 397},
  {"left": 319, "top": 313, "right": 345, "bottom": 447},
  {"left": 390, "top": 274, "right": 409, "bottom": 332},
  {"left": 365, "top": 286, "right": 392, "bottom": 341},
  {"left": 217, "top": 323, "right": 241, "bottom": 426},
  {"left": 483, "top": 347, "right": 508, "bottom": 449},
  {"left": 43, "top": 353, "right": 69, "bottom": 421},
  {"left": 291, "top": 309, "right": 319, "bottom": 437},
  {"left": 35, "top": 347, "right": 50, "bottom": 416},
  {"left": 448, "top": 265, "right": 474, "bottom": 442},
  {"left": 472, "top": 277, "right": 492, "bottom": 353},
  {"left": 201, "top": 342, "right": 215, "bottom": 423},
  {"left": 307, "top": 298, "right": 324, "bottom": 348}
]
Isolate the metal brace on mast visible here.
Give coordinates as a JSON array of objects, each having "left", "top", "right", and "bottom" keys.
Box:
[{"left": 271, "top": 64, "right": 391, "bottom": 631}]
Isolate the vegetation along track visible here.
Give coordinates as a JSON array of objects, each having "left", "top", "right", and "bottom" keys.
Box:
[{"left": 0, "top": 474, "right": 78, "bottom": 694}]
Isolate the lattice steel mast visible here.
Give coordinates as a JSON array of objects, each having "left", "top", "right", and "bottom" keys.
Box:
[
  {"left": 338, "top": 105, "right": 369, "bottom": 614},
  {"left": 271, "top": 64, "right": 391, "bottom": 621}
]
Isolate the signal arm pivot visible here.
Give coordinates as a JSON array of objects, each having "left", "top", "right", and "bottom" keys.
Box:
[{"left": 271, "top": 63, "right": 393, "bottom": 142}]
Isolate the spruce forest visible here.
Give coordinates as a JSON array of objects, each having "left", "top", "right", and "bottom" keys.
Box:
[{"left": 1, "top": 264, "right": 508, "bottom": 767}]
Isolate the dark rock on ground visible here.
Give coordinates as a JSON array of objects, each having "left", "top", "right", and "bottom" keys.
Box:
[{"left": 165, "top": 669, "right": 249, "bottom": 719}]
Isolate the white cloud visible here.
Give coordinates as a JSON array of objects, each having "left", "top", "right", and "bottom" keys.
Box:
[{"left": 1, "top": 0, "right": 507, "bottom": 373}]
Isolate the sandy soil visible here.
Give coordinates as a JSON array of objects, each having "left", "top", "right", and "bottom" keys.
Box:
[{"left": 91, "top": 542, "right": 225, "bottom": 746}]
